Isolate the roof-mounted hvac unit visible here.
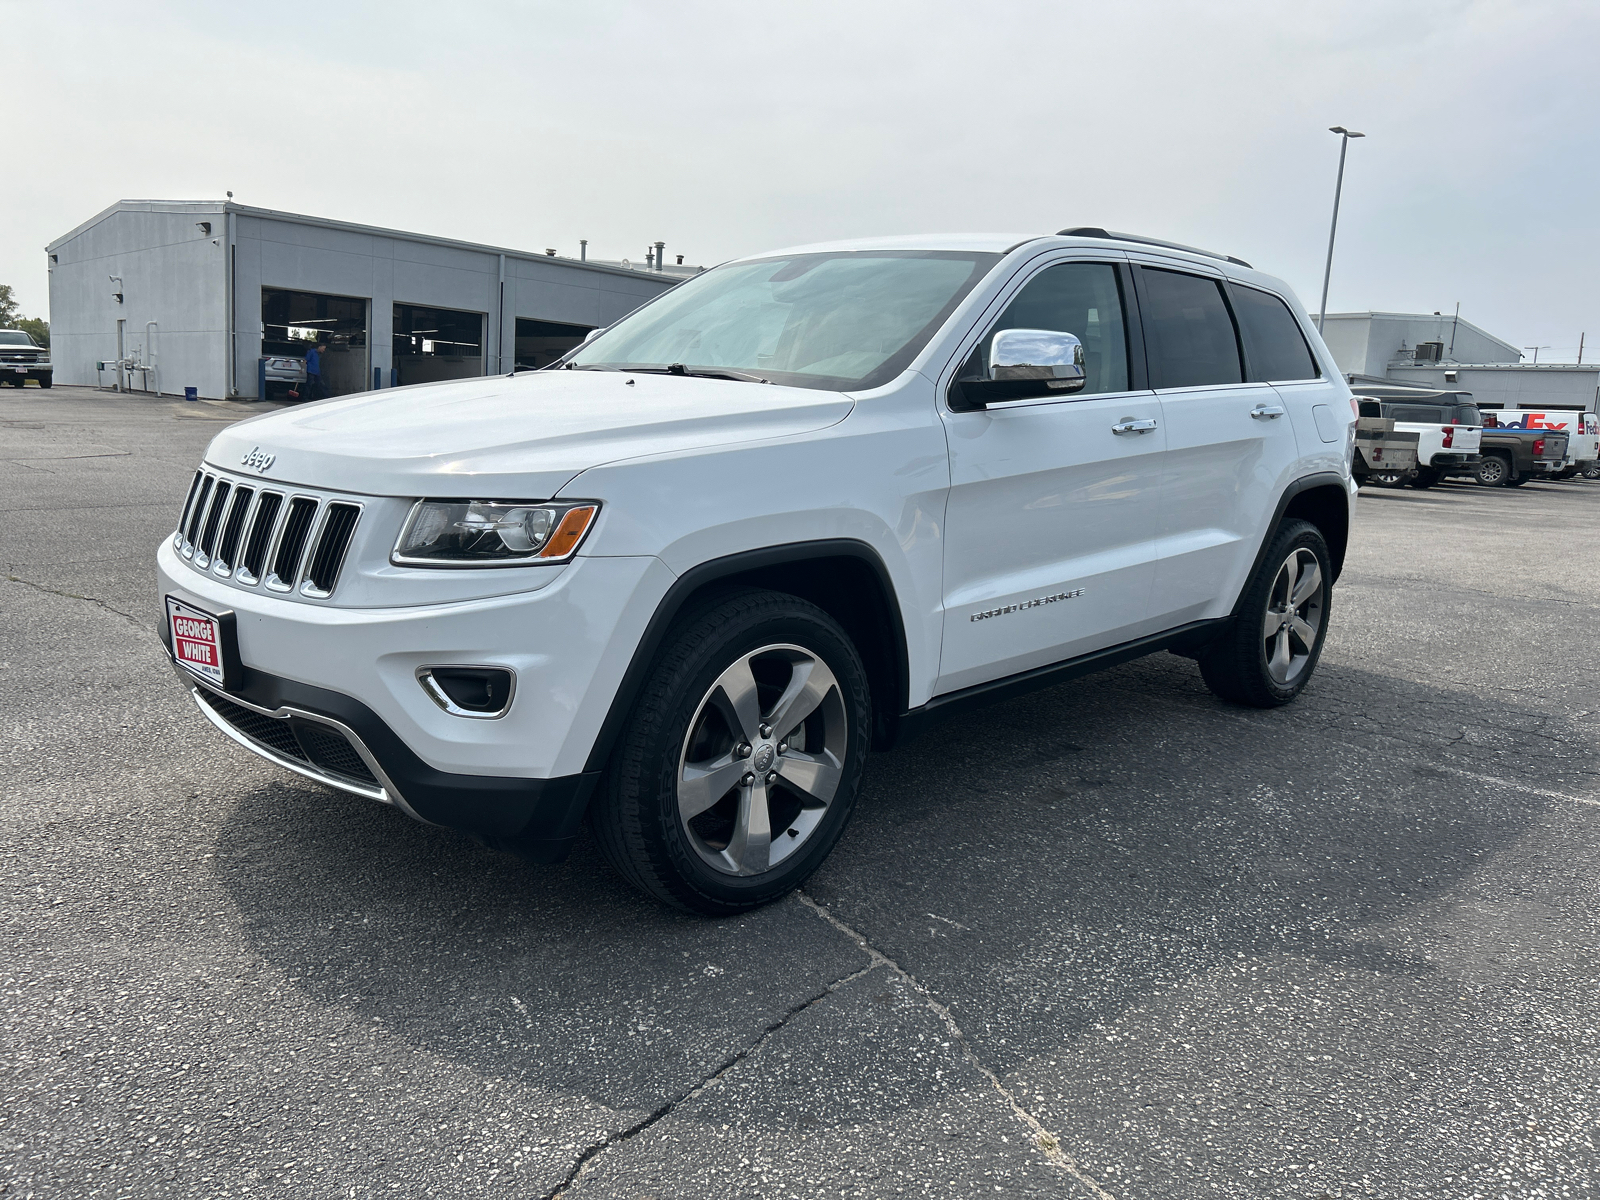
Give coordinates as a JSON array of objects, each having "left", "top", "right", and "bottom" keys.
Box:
[{"left": 1414, "top": 341, "right": 1444, "bottom": 363}]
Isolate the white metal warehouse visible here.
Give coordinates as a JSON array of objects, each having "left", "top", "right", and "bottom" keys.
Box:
[{"left": 46, "top": 200, "right": 693, "bottom": 400}]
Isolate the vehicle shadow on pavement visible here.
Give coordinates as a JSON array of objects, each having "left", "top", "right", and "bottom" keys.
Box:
[
  {"left": 210, "top": 779, "right": 867, "bottom": 1116},
  {"left": 209, "top": 651, "right": 1596, "bottom": 1137}
]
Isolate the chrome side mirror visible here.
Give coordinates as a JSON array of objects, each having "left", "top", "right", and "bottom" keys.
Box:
[
  {"left": 949, "top": 328, "right": 1087, "bottom": 411},
  {"left": 989, "top": 328, "right": 1086, "bottom": 388}
]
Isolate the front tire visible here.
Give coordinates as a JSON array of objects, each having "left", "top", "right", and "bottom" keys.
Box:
[
  {"left": 592, "top": 588, "right": 871, "bottom": 915},
  {"left": 1199, "top": 520, "right": 1331, "bottom": 708}
]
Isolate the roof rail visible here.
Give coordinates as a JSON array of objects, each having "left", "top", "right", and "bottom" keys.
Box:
[{"left": 1057, "top": 227, "right": 1251, "bottom": 269}]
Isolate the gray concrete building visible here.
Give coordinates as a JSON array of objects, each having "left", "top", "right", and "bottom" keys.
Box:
[
  {"left": 1323, "top": 310, "right": 1597, "bottom": 412},
  {"left": 46, "top": 200, "right": 694, "bottom": 400},
  {"left": 1377, "top": 361, "right": 1599, "bottom": 410},
  {"left": 1319, "top": 310, "right": 1522, "bottom": 378}
]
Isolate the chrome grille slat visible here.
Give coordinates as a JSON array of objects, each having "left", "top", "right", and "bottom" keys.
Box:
[
  {"left": 237, "top": 491, "right": 283, "bottom": 585},
  {"left": 301, "top": 502, "right": 362, "bottom": 597},
  {"left": 174, "top": 471, "right": 203, "bottom": 548},
  {"left": 172, "top": 465, "right": 363, "bottom": 600},
  {"left": 213, "top": 486, "right": 255, "bottom": 575},
  {"left": 182, "top": 475, "right": 214, "bottom": 556},
  {"left": 195, "top": 481, "right": 231, "bottom": 567},
  {"left": 266, "top": 497, "right": 320, "bottom": 592}
]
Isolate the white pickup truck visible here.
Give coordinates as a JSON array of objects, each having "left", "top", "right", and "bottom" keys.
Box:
[{"left": 1356, "top": 393, "right": 1483, "bottom": 489}]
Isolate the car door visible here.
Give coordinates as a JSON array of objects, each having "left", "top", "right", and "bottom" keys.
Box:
[
  {"left": 1230, "top": 281, "right": 1347, "bottom": 479},
  {"left": 1130, "top": 262, "right": 1301, "bottom": 627},
  {"left": 936, "top": 257, "right": 1166, "bottom": 694}
]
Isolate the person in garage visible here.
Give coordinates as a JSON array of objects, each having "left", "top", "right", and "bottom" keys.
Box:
[{"left": 303, "top": 339, "right": 327, "bottom": 402}]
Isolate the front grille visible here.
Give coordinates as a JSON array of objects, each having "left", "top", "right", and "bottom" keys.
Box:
[
  {"left": 171, "top": 467, "right": 362, "bottom": 598},
  {"left": 199, "top": 690, "right": 381, "bottom": 788}
]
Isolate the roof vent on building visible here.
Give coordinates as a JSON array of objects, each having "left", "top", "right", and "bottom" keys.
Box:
[{"left": 545, "top": 248, "right": 556, "bottom": 256}]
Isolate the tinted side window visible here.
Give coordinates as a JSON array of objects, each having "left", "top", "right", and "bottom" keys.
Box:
[
  {"left": 1385, "top": 404, "right": 1450, "bottom": 422},
  {"left": 1139, "top": 269, "right": 1243, "bottom": 388},
  {"left": 1232, "top": 285, "right": 1319, "bottom": 382},
  {"left": 962, "top": 262, "right": 1130, "bottom": 396}
]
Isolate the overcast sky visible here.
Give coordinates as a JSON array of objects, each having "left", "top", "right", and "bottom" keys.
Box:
[{"left": 8, "top": 0, "right": 1598, "bottom": 359}]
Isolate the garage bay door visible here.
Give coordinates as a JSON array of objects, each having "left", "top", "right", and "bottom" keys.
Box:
[
  {"left": 393, "top": 305, "right": 484, "bottom": 387},
  {"left": 262, "top": 289, "right": 369, "bottom": 399}
]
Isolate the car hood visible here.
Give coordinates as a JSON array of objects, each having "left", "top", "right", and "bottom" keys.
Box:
[{"left": 206, "top": 370, "right": 855, "bottom": 498}]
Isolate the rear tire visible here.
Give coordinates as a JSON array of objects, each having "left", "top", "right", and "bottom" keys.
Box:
[
  {"left": 592, "top": 588, "right": 872, "bottom": 915},
  {"left": 1407, "top": 466, "right": 1442, "bottom": 489},
  {"left": 1475, "top": 454, "right": 1511, "bottom": 486},
  {"left": 1199, "top": 520, "right": 1331, "bottom": 708},
  {"left": 1370, "top": 471, "right": 1408, "bottom": 488}
]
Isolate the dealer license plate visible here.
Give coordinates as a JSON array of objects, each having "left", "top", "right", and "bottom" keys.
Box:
[
  {"left": 167, "top": 596, "right": 226, "bottom": 687},
  {"left": 9, "top": 367, "right": 24, "bottom": 373}
]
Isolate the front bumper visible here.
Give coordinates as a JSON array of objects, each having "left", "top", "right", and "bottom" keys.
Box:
[
  {"left": 157, "top": 536, "right": 676, "bottom": 857},
  {"left": 167, "top": 660, "right": 597, "bottom": 860},
  {"left": 3, "top": 361, "right": 48, "bottom": 374}
]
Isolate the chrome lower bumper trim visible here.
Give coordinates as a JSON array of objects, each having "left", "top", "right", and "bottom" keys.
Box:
[{"left": 183, "top": 670, "right": 431, "bottom": 824}]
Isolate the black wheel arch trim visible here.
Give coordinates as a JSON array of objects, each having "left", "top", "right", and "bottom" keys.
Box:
[
  {"left": 582, "top": 539, "right": 913, "bottom": 773},
  {"left": 1236, "top": 471, "right": 1350, "bottom": 609}
]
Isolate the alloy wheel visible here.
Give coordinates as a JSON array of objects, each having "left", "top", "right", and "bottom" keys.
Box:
[
  {"left": 677, "top": 643, "right": 848, "bottom": 877},
  {"left": 1261, "top": 548, "right": 1325, "bottom": 686}
]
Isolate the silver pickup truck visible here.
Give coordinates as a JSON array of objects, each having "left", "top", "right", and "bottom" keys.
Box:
[{"left": 0, "top": 329, "right": 51, "bottom": 388}]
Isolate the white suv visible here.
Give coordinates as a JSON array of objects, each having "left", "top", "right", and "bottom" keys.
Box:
[{"left": 157, "top": 229, "right": 1357, "bottom": 914}]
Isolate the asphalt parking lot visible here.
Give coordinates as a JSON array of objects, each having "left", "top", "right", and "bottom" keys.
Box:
[{"left": 4, "top": 384, "right": 1599, "bottom": 1199}]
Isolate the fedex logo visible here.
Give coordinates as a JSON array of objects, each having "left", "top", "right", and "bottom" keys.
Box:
[{"left": 1487, "top": 411, "right": 1568, "bottom": 431}]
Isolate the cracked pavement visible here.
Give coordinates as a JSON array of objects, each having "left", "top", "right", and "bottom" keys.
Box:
[{"left": 4, "top": 386, "right": 1599, "bottom": 1198}]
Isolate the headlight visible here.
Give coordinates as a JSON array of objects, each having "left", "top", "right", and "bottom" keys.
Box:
[{"left": 392, "top": 499, "right": 599, "bottom": 567}]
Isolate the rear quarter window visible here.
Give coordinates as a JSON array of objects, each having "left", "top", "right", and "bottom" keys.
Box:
[{"left": 1230, "top": 285, "right": 1320, "bottom": 382}]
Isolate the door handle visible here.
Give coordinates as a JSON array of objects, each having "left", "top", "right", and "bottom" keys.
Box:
[
  {"left": 1112, "top": 418, "right": 1158, "bottom": 435},
  {"left": 1251, "top": 404, "right": 1286, "bottom": 419}
]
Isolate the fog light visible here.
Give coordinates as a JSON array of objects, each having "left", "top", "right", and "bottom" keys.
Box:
[{"left": 417, "top": 666, "right": 515, "bottom": 719}]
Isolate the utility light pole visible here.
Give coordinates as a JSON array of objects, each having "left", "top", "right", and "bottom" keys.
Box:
[
  {"left": 1317, "top": 126, "right": 1365, "bottom": 334},
  {"left": 1523, "top": 346, "right": 1550, "bottom": 365}
]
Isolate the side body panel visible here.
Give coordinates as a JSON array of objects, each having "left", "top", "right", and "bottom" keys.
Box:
[{"left": 558, "top": 378, "right": 952, "bottom": 710}]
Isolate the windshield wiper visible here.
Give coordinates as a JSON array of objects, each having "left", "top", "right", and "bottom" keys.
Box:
[
  {"left": 666, "top": 363, "right": 770, "bottom": 384},
  {"left": 613, "top": 363, "right": 771, "bottom": 384}
]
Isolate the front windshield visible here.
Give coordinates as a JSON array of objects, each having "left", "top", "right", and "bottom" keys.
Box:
[
  {"left": 0, "top": 331, "right": 35, "bottom": 346},
  {"left": 569, "top": 250, "right": 1001, "bottom": 391}
]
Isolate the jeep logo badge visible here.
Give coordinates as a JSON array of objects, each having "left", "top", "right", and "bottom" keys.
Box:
[{"left": 240, "top": 446, "right": 276, "bottom": 473}]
